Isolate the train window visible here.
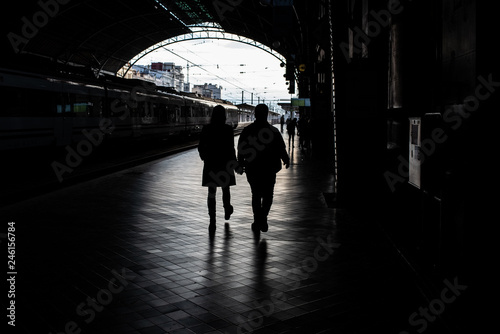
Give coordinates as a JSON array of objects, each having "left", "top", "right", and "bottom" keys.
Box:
[
  {"left": 181, "top": 105, "right": 191, "bottom": 118},
  {"left": 72, "top": 95, "right": 93, "bottom": 117},
  {"left": 139, "top": 102, "right": 149, "bottom": 117},
  {"left": 159, "top": 103, "right": 173, "bottom": 124},
  {"left": 157, "top": 104, "right": 166, "bottom": 124},
  {"left": 167, "top": 104, "right": 179, "bottom": 123},
  {"left": 193, "top": 105, "right": 203, "bottom": 117},
  {"left": 57, "top": 93, "right": 76, "bottom": 115},
  {"left": 110, "top": 100, "right": 128, "bottom": 118},
  {"left": 73, "top": 103, "right": 90, "bottom": 116},
  {"left": 1, "top": 88, "right": 28, "bottom": 116},
  {"left": 56, "top": 104, "right": 72, "bottom": 113},
  {"left": 1, "top": 87, "right": 57, "bottom": 116},
  {"left": 140, "top": 102, "right": 154, "bottom": 124},
  {"left": 90, "top": 97, "right": 102, "bottom": 117}
]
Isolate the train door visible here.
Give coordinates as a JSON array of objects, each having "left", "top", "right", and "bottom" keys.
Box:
[
  {"left": 54, "top": 92, "right": 74, "bottom": 146},
  {"left": 165, "top": 103, "right": 179, "bottom": 135},
  {"left": 226, "top": 108, "right": 235, "bottom": 128},
  {"left": 141, "top": 101, "right": 154, "bottom": 124},
  {"left": 181, "top": 104, "right": 191, "bottom": 134}
]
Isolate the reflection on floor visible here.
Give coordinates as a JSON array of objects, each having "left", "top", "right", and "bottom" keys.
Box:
[{"left": 4, "top": 128, "right": 447, "bottom": 333}]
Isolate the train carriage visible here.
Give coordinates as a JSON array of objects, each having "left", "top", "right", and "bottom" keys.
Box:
[{"left": 0, "top": 68, "right": 239, "bottom": 152}]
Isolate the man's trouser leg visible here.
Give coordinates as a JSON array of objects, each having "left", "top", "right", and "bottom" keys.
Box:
[
  {"left": 261, "top": 183, "right": 275, "bottom": 217},
  {"left": 247, "top": 173, "right": 275, "bottom": 231},
  {"left": 260, "top": 174, "right": 276, "bottom": 232},
  {"left": 247, "top": 173, "right": 263, "bottom": 223}
]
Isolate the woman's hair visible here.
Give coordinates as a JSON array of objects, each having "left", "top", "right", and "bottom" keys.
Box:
[{"left": 211, "top": 105, "right": 226, "bottom": 125}]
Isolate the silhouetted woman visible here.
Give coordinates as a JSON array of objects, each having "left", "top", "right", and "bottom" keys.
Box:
[{"left": 198, "top": 105, "right": 236, "bottom": 233}]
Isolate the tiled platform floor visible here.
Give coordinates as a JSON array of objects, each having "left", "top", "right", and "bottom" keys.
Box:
[{"left": 3, "top": 127, "right": 451, "bottom": 333}]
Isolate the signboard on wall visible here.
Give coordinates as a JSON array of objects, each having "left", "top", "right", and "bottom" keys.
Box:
[
  {"left": 409, "top": 117, "right": 421, "bottom": 188},
  {"left": 291, "top": 98, "right": 311, "bottom": 107}
]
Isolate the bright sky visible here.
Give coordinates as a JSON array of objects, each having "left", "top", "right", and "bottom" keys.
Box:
[{"left": 135, "top": 39, "right": 294, "bottom": 111}]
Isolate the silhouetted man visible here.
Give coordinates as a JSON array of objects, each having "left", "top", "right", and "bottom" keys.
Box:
[
  {"left": 237, "top": 104, "right": 290, "bottom": 232},
  {"left": 287, "top": 117, "right": 297, "bottom": 148}
]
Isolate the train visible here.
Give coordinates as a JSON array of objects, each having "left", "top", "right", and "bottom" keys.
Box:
[{"left": 0, "top": 67, "right": 240, "bottom": 152}]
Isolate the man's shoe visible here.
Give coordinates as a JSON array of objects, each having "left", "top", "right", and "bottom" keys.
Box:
[{"left": 260, "top": 217, "right": 268, "bottom": 232}]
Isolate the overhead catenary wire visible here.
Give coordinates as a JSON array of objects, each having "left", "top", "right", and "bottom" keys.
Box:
[{"left": 157, "top": 45, "right": 271, "bottom": 103}]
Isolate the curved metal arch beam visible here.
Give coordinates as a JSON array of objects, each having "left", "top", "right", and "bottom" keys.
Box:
[
  {"left": 119, "top": 30, "right": 286, "bottom": 77},
  {"left": 64, "top": 12, "right": 175, "bottom": 69}
]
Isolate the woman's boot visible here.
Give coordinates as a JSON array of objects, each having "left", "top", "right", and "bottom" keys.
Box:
[
  {"left": 222, "top": 187, "right": 233, "bottom": 220},
  {"left": 208, "top": 197, "right": 216, "bottom": 233}
]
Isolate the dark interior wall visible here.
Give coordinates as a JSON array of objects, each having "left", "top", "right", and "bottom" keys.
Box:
[
  {"left": 331, "top": 0, "right": 392, "bottom": 206},
  {"left": 330, "top": 0, "right": 495, "bottom": 292},
  {"left": 326, "top": 2, "right": 494, "bottom": 330}
]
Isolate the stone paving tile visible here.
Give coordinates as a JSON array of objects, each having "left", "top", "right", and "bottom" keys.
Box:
[{"left": 2, "top": 127, "right": 443, "bottom": 333}]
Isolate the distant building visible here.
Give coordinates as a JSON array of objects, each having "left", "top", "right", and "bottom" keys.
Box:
[
  {"left": 120, "top": 62, "right": 186, "bottom": 92},
  {"left": 192, "top": 83, "right": 222, "bottom": 100}
]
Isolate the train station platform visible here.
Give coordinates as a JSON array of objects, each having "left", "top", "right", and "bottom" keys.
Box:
[{"left": 2, "top": 126, "right": 461, "bottom": 334}]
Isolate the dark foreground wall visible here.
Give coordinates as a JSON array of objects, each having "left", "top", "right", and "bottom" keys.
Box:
[{"left": 327, "top": 0, "right": 495, "bottom": 331}]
